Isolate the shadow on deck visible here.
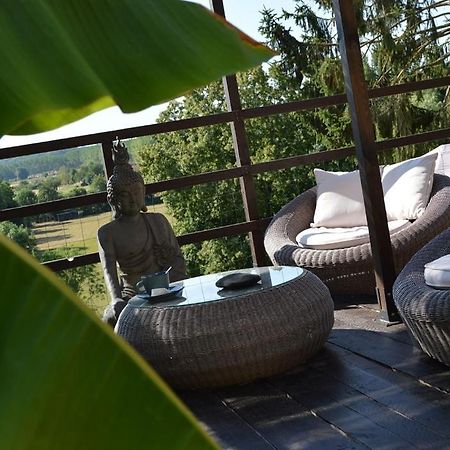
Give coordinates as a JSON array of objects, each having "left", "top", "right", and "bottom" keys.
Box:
[{"left": 178, "top": 298, "right": 450, "bottom": 449}]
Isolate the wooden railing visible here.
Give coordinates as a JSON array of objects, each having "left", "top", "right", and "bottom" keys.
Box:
[
  {"left": 1, "top": 75, "right": 450, "bottom": 273},
  {"left": 1, "top": 0, "right": 449, "bottom": 321}
]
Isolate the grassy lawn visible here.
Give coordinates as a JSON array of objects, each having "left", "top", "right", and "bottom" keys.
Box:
[
  {"left": 33, "top": 203, "right": 171, "bottom": 317},
  {"left": 34, "top": 203, "right": 171, "bottom": 254}
]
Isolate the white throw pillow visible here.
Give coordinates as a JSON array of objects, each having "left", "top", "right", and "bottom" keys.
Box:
[
  {"left": 382, "top": 152, "right": 437, "bottom": 221},
  {"left": 297, "top": 220, "right": 410, "bottom": 250},
  {"left": 428, "top": 144, "right": 450, "bottom": 177},
  {"left": 424, "top": 255, "right": 450, "bottom": 289},
  {"left": 312, "top": 169, "right": 368, "bottom": 228}
]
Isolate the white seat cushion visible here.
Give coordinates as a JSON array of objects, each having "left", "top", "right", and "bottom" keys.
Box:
[
  {"left": 296, "top": 220, "right": 411, "bottom": 250},
  {"left": 424, "top": 255, "right": 450, "bottom": 289},
  {"left": 382, "top": 152, "right": 437, "bottom": 221}
]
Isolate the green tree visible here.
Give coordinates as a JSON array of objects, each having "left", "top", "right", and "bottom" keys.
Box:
[
  {"left": 37, "top": 179, "right": 60, "bottom": 203},
  {"left": 15, "top": 187, "right": 38, "bottom": 206},
  {"left": 89, "top": 173, "right": 107, "bottom": 193},
  {"left": 0, "top": 221, "right": 36, "bottom": 253},
  {"left": 260, "top": 0, "right": 450, "bottom": 160},
  {"left": 15, "top": 167, "right": 29, "bottom": 180},
  {"left": 39, "top": 248, "right": 107, "bottom": 315},
  {"left": 58, "top": 165, "right": 74, "bottom": 185},
  {"left": 0, "top": 180, "right": 17, "bottom": 209},
  {"left": 140, "top": 1, "right": 450, "bottom": 276},
  {"left": 139, "top": 68, "right": 349, "bottom": 275},
  {"left": 65, "top": 186, "right": 88, "bottom": 198},
  {"left": 74, "top": 161, "right": 103, "bottom": 185}
]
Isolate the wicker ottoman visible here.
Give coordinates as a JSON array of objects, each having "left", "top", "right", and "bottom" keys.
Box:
[
  {"left": 393, "top": 228, "right": 450, "bottom": 366},
  {"left": 116, "top": 266, "right": 334, "bottom": 389}
]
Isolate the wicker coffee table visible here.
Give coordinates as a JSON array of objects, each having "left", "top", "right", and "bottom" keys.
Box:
[{"left": 116, "top": 266, "right": 334, "bottom": 389}]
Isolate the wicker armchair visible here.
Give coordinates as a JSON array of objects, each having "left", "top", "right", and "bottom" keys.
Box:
[
  {"left": 264, "top": 174, "right": 450, "bottom": 296},
  {"left": 393, "top": 228, "right": 450, "bottom": 366}
]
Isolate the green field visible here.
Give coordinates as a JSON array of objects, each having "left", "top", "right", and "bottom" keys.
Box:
[
  {"left": 33, "top": 203, "right": 171, "bottom": 316},
  {"left": 34, "top": 203, "right": 170, "bottom": 254}
]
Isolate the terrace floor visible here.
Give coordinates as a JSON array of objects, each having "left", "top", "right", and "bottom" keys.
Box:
[{"left": 179, "top": 297, "right": 450, "bottom": 450}]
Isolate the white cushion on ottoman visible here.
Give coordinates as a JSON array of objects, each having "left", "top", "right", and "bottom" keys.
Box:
[{"left": 424, "top": 255, "right": 450, "bottom": 289}]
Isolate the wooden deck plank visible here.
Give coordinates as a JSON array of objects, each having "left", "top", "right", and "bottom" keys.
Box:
[
  {"left": 178, "top": 390, "right": 275, "bottom": 450},
  {"left": 333, "top": 305, "right": 412, "bottom": 346},
  {"left": 272, "top": 364, "right": 448, "bottom": 450},
  {"left": 175, "top": 300, "right": 450, "bottom": 449},
  {"left": 328, "top": 328, "right": 450, "bottom": 392},
  {"left": 311, "top": 343, "right": 450, "bottom": 439},
  {"left": 213, "top": 381, "right": 366, "bottom": 450}
]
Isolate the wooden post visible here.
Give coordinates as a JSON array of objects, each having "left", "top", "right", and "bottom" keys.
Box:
[
  {"left": 209, "top": 0, "right": 266, "bottom": 266},
  {"left": 333, "top": 0, "right": 399, "bottom": 321},
  {"left": 101, "top": 140, "right": 114, "bottom": 179}
]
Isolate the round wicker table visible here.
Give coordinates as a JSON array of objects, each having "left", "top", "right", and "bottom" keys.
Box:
[{"left": 115, "top": 266, "right": 334, "bottom": 389}]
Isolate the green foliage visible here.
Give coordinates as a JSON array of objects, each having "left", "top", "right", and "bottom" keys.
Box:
[
  {"left": 0, "top": 221, "right": 36, "bottom": 253},
  {"left": 139, "top": 1, "right": 449, "bottom": 275},
  {"left": 37, "top": 179, "right": 60, "bottom": 203},
  {"left": 0, "top": 180, "right": 17, "bottom": 209},
  {"left": 15, "top": 167, "right": 29, "bottom": 180},
  {"left": 14, "top": 187, "right": 37, "bottom": 206},
  {"left": 65, "top": 186, "right": 88, "bottom": 198},
  {"left": 261, "top": 0, "right": 450, "bottom": 154},
  {"left": 73, "top": 161, "right": 103, "bottom": 185},
  {"left": 0, "top": 235, "right": 218, "bottom": 450},
  {"left": 0, "top": 1, "right": 272, "bottom": 446},
  {"left": 89, "top": 173, "right": 107, "bottom": 193},
  {"left": 39, "top": 247, "right": 107, "bottom": 315},
  {"left": 0, "top": 0, "right": 272, "bottom": 135},
  {"left": 139, "top": 68, "right": 356, "bottom": 275},
  {"left": 0, "top": 146, "right": 102, "bottom": 181}
]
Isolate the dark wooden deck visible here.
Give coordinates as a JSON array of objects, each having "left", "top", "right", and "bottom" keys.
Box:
[{"left": 179, "top": 298, "right": 450, "bottom": 450}]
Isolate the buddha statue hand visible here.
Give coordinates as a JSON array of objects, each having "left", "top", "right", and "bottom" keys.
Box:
[{"left": 102, "top": 299, "right": 128, "bottom": 327}]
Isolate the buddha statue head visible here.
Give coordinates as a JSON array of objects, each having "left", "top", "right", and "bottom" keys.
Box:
[{"left": 107, "top": 141, "right": 148, "bottom": 219}]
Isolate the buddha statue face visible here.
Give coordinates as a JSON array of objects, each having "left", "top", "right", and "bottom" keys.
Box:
[
  {"left": 107, "top": 141, "right": 148, "bottom": 219},
  {"left": 114, "top": 182, "right": 145, "bottom": 218}
]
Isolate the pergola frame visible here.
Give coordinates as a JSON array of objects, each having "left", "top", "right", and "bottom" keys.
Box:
[{"left": 1, "top": 0, "right": 450, "bottom": 321}]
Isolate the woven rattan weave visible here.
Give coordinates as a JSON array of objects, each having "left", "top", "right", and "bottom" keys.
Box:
[
  {"left": 116, "top": 267, "right": 334, "bottom": 389},
  {"left": 264, "top": 174, "right": 450, "bottom": 296},
  {"left": 393, "top": 228, "right": 450, "bottom": 366}
]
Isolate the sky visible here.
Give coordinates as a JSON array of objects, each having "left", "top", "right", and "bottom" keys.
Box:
[{"left": 0, "top": 0, "right": 290, "bottom": 149}]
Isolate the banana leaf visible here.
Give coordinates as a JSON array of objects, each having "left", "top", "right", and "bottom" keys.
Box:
[
  {"left": 0, "top": 235, "right": 219, "bottom": 449},
  {"left": 0, "top": 0, "right": 273, "bottom": 135},
  {"left": 0, "top": 0, "right": 274, "bottom": 448}
]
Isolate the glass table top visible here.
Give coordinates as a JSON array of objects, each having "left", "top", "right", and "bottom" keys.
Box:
[{"left": 128, "top": 266, "right": 304, "bottom": 309}]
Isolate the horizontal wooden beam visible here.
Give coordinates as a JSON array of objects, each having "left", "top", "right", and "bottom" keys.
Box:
[
  {"left": 4, "top": 126, "right": 450, "bottom": 220},
  {"left": 2, "top": 76, "right": 448, "bottom": 159},
  {"left": 44, "top": 218, "right": 272, "bottom": 271}
]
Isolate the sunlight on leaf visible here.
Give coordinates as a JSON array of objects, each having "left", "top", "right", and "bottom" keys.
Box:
[
  {"left": 0, "top": 0, "right": 274, "bottom": 135},
  {"left": 0, "top": 235, "right": 218, "bottom": 450}
]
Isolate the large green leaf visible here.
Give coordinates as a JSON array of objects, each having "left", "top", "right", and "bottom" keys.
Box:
[
  {"left": 0, "top": 235, "right": 218, "bottom": 450},
  {"left": 0, "top": 0, "right": 273, "bottom": 135}
]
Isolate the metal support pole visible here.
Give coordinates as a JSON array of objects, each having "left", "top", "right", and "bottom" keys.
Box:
[
  {"left": 210, "top": 0, "right": 266, "bottom": 266},
  {"left": 333, "top": 0, "right": 399, "bottom": 322}
]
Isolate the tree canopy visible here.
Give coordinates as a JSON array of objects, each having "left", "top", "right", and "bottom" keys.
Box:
[
  {"left": 0, "top": 180, "right": 17, "bottom": 209},
  {"left": 138, "top": 0, "right": 449, "bottom": 276},
  {"left": 260, "top": 0, "right": 450, "bottom": 157}
]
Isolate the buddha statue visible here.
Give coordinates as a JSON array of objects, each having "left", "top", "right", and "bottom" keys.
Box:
[{"left": 98, "top": 141, "right": 187, "bottom": 326}]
